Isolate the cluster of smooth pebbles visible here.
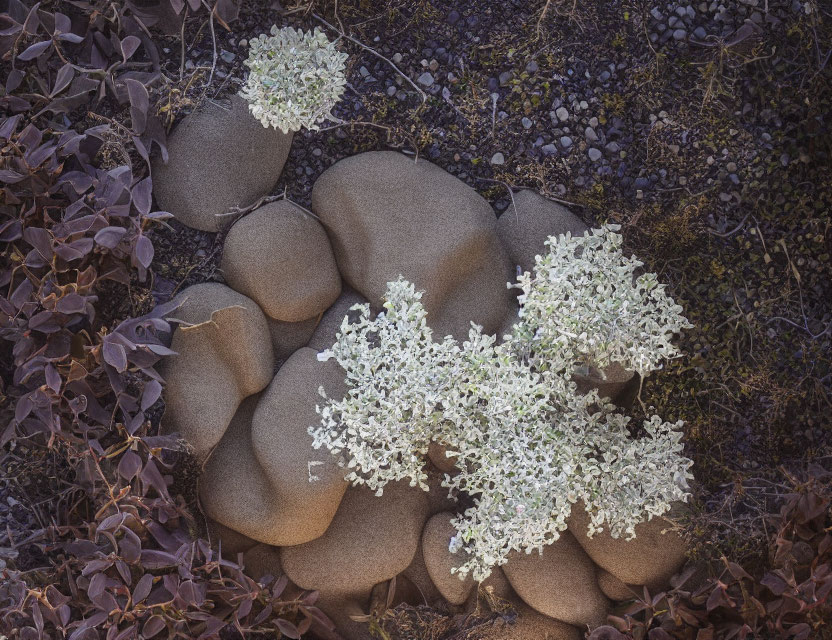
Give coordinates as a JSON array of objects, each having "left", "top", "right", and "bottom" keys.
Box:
[{"left": 153, "top": 96, "right": 688, "bottom": 640}]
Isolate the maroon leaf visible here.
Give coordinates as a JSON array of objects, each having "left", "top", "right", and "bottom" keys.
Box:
[
  {"left": 125, "top": 79, "right": 148, "bottom": 134},
  {"left": 0, "top": 169, "right": 26, "bottom": 183},
  {"left": 141, "top": 379, "right": 162, "bottom": 411},
  {"left": 56, "top": 293, "right": 87, "bottom": 314},
  {"left": 115, "top": 559, "right": 131, "bottom": 585},
  {"left": 761, "top": 573, "right": 788, "bottom": 596},
  {"left": 53, "top": 11, "right": 71, "bottom": 33},
  {"left": 94, "top": 225, "right": 127, "bottom": 249},
  {"left": 142, "top": 615, "right": 166, "bottom": 637},
  {"left": 275, "top": 618, "right": 300, "bottom": 639},
  {"left": 18, "top": 39, "right": 51, "bottom": 61},
  {"left": 120, "top": 35, "right": 141, "bottom": 61},
  {"left": 133, "top": 574, "right": 154, "bottom": 604},
  {"left": 56, "top": 32, "right": 83, "bottom": 43},
  {"left": 44, "top": 363, "right": 61, "bottom": 393},
  {"left": 588, "top": 626, "right": 627, "bottom": 640},
  {"left": 134, "top": 234, "right": 154, "bottom": 268},
  {"left": 23, "top": 226, "right": 53, "bottom": 259},
  {"left": 102, "top": 341, "right": 128, "bottom": 372},
  {"left": 118, "top": 449, "right": 142, "bottom": 481},
  {"left": 50, "top": 63, "right": 74, "bottom": 97},
  {"left": 0, "top": 114, "right": 23, "bottom": 139}
]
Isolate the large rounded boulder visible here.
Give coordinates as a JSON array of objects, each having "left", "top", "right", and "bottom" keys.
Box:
[
  {"left": 502, "top": 531, "right": 610, "bottom": 628},
  {"left": 221, "top": 200, "right": 341, "bottom": 322},
  {"left": 421, "top": 512, "right": 475, "bottom": 605},
  {"left": 310, "top": 151, "right": 513, "bottom": 339},
  {"left": 280, "top": 481, "right": 429, "bottom": 597},
  {"left": 496, "top": 189, "right": 588, "bottom": 276},
  {"left": 250, "top": 348, "right": 349, "bottom": 546},
  {"left": 161, "top": 283, "right": 274, "bottom": 458},
  {"left": 567, "top": 502, "right": 688, "bottom": 591},
  {"left": 152, "top": 95, "right": 293, "bottom": 232},
  {"left": 199, "top": 395, "right": 298, "bottom": 545}
]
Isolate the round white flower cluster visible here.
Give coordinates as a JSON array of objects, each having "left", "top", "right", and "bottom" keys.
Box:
[
  {"left": 239, "top": 26, "right": 348, "bottom": 133},
  {"left": 509, "top": 224, "right": 693, "bottom": 377},
  {"left": 310, "top": 226, "right": 694, "bottom": 582}
]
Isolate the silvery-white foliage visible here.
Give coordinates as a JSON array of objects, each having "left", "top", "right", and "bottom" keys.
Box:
[
  {"left": 239, "top": 26, "right": 347, "bottom": 133},
  {"left": 508, "top": 223, "right": 693, "bottom": 377},
  {"left": 312, "top": 279, "right": 460, "bottom": 494},
  {"left": 311, "top": 227, "right": 694, "bottom": 582}
]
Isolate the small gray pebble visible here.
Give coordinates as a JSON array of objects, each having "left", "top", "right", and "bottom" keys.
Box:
[
  {"left": 693, "top": 26, "right": 707, "bottom": 38},
  {"left": 387, "top": 85, "right": 397, "bottom": 96},
  {"left": 392, "top": 52, "right": 403, "bottom": 63},
  {"left": 522, "top": 117, "right": 533, "bottom": 129},
  {"left": 417, "top": 72, "right": 434, "bottom": 86},
  {"left": 542, "top": 144, "right": 558, "bottom": 156},
  {"left": 588, "top": 148, "right": 603, "bottom": 162},
  {"left": 605, "top": 141, "right": 621, "bottom": 153},
  {"left": 491, "top": 152, "right": 505, "bottom": 165},
  {"left": 673, "top": 29, "right": 688, "bottom": 40},
  {"left": 560, "top": 136, "right": 573, "bottom": 148},
  {"left": 556, "top": 106, "right": 569, "bottom": 121},
  {"left": 499, "top": 71, "right": 513, "bottom": 85}
]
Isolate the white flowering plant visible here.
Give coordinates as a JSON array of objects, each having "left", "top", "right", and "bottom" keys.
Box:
[
  {"left": 508, "top": 224, "right": 693, "bottom": 378},
  {"left": 311, "top": 226, "right": 694, "bottom": 581},
  {"left": 240, "top": 26, "right": 348, "bottom": 133}
]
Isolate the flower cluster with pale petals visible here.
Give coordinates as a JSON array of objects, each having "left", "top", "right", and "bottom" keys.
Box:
[
  {"left": 310, "top": 226, "right": 694, "bottom": 582},
  {"left": 240, "top": 26, "right": 347, "bottom": 133}
]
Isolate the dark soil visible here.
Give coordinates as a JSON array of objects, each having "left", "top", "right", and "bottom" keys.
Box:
[{"left": 143, "top": 0, "right": 832, "bottom": 570}]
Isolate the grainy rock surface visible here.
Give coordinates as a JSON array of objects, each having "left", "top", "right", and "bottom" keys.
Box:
[
  {"left": 424, "top": 467, "right": 459, "bottom": 516},
  {"left": 161, "top": 283, "right": 273, "bottom": 458},
  {"left": 466, "top": 568, "right": 580, "bottom": 640},
  {"left": 485, "top": 604, "right": 581, "bottom": 640},
  {"left": 597, "top": 569, "right": 638, "bottom": 601},
  {"left": 496, "top": 189, "right": 589, "bottom": 275},
  {"left": 250, "top": 348, "right": 349, "bottom": 546},
  {"left": 199, "top": 395, "right": 296, "bottom": 544},
  {"left": 427, "top": 441, "right": 458, "bottom": 474},
  {"left": 153, "top": 95, "right": 293, "bottom": 232},
  {"left": 242, "top": 544, "right": 284, "bottom": 582},
  {"left": 568, "top": 502, "right": 688, "bottom": 590},
  {"left": 573, "top": 362, "right": 636, "bottom": 404},
  {"left": 401, "top": 544, "right": 444, "bottom": 606},
  {"left": 307, "top": 287, "right": 369, "bottom": 351},
  {"left": 311, "top": 151, "right": 513, "bottom": 339},
  {"left": 205, "top": 519, "right": 258, "bottom": 557},
  {"left": 221, "top": 200, "right": 341, "bottom": 322},
  {"left": 267, "top": 316, "right": 318, "bottom": 361},
  {"left": 280, "top": 481, "right": 429, "bottom": 595},
  {"left": 422, "top": 512, "right": 475, "bottom": 605},
  {"left": 502, "top": 531, "right": 610, "bottom": 628}
]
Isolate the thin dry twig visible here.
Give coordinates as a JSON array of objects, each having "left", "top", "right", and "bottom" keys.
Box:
[{"left": 312, "top": 12, "right": 427, "bottom": 105}]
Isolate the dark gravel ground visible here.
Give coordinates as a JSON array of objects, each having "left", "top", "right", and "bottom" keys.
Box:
[{"left": 138, "top": 0, "right": 832, "bottom": 567}]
